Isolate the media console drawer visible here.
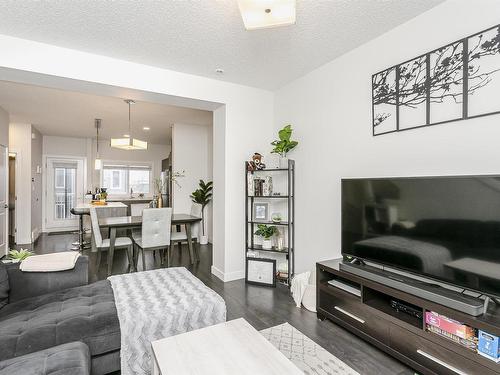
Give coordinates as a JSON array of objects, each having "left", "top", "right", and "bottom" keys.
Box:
[
  {"left": 390, "top": 325, "right": 499, "bottom": 375},
  {"left": 319, "top": 287, "right": 390, "bottom": 340}
]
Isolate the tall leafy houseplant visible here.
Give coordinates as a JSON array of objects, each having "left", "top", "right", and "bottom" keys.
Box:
[
  {"left": 190, "top": 180, "right": 213, "bottom": 245},
  {"left": 271, "top": 124, "right": 298, "bottom": 168}
]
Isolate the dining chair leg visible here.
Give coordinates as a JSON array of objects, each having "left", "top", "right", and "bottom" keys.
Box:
[
  {"left": 133, "top": 244, "right": 139, "bottom": 271},
  {"left": 126, "top": 245, "right": 133, "bottom": 273},
  {"left": 96, "top": 247, "right": 102, "bottom": 270},
  {"left": 168, "top": 246, "right": 172, "bottom": 268},
  {"left": 141, "top": 247, "right": 146, "bottom": 271},
  {"left": 194, "top": 238, "right": 199, "bottom": 260}
]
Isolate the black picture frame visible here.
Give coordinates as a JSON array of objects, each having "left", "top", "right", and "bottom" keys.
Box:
[
  {"left": 245, "top": 257, "right": 276, "bottom": 287},
  {"left": 372, "top": 23, "right": 500, "bottom": 136}
]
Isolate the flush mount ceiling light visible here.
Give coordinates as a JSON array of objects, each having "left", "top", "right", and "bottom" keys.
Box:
[
  {"left": 110, "top": 99, "right": 148, "bottom": 150},
  {"left": 237, "top": 0, "right": 296, "bottom": 30}
]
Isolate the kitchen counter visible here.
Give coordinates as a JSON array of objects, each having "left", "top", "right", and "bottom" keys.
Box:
[
  {"left": 105, "top": 198, "right": 153, "bottom": 215},
  {"left": 106, "top": 198, "right": 152, "bottom": 203},
  {"left": 75, "top": 202, "right": 127, "bottom": 213}
]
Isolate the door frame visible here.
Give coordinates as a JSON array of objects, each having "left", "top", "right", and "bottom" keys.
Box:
[
  {"left": 0, "top": 145, "right": 8, "bottom": 257},
  {"left": 7, "top": 150, "right": 19, "bottom": 247},
  {"left": 42, "top": 154, "right": 87, "bottom": 233}
]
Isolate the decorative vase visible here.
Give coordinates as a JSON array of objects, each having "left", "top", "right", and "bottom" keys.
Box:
[
  {"left": 275, "top": 229, "right": 285, "bottom": 251},
  {"left": 199, "top": 235, "right": 209, "bottom": 245},
  {"left": 157, "top": 195, "right": 163, "bottom": 208},
  {"left": 262, "top": 238, "right": 273, "bottom": 250},
  {"left": 279, "top": 156, "right": 289, "bottom": 169}
]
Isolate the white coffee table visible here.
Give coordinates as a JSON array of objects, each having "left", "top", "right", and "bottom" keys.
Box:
[{"left": 151, "top": 318, "right": 302, "bottom": 375}]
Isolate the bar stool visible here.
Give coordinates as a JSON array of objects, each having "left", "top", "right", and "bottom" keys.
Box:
[{"left": 71, "top": 208, "right": 90, "bottom": 251}]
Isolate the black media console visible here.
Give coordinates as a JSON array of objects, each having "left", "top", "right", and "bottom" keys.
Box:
[{"left": 317, "top": 259, "right": 500, "bottom": 375}]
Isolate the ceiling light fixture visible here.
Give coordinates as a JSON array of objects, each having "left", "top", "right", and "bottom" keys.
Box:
[
  {"left": 142, "top": 127, "right": 150, "bottom": 131},
  {"left": 110, "top": 100, "right": 148, "bottom": 150},
  {"left": 237, "top": 0, "right": 296, "bottom": 31},
  {"left": 94, "top": 119, "right": 103, "bottom": 170}
]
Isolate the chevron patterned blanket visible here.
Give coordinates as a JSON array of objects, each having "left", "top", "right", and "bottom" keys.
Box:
[{"left": 109, "top": 267, "right": 226, "bottom": 375}]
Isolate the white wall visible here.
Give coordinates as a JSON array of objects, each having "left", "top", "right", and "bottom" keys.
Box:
[
  {"left": 9, "top": 123, "right": 32, "bottom": 244},
  {"left": 172, "top": 122, "right": 213, "bottom": 241},
  {"left": 0, "top": 36, "right": 274, "bottom": 281},
  {"left": 0, "top": 107, "right": 8, "bottom": 147},
  {"left": 274, "top": 0, "right": 500, "bottom": 274},
  {"left": 31, "top": 127, "right": 42, "bottom": 240}
]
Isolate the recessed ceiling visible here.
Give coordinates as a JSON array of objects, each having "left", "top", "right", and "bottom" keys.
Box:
[
  {"left": 0, "top": 0, "right": 444, "bottom": 90},
  {"left": 0, "top": 81, "right": 212, "bottom": 145}
]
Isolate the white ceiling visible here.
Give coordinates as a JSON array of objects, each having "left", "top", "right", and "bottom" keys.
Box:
[
  {"left": 0, "top": 0, "right": 444, "bottom": 90},
  {"left": 0, "top": 80, "right": 212, "bottom": 144}
]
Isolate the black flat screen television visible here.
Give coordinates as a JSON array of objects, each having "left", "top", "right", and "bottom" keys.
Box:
[{"left": 342, "top": 176, "right": 500, "bottom": 298}]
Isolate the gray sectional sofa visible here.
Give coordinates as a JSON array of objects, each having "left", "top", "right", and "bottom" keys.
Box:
[{"left": 0, "top": 256, "right": 121, "bottom": 375}]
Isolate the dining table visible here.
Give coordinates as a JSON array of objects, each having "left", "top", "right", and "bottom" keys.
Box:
[{"left": 97, "top": 214, "right": 202, "bottom": 275}]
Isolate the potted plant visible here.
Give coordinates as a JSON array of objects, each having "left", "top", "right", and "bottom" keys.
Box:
[
  {"left": 8, "top": 248, "right": 34, "bottom": 263},
  {"left": 190, "top": 179, "right": 213, "bottom": 245},
  {"left": 254, "top": 224, "right": 278, "bottom": 249},
  {"left": 271, "top": 124, "right": 298, "bottom": 168}
]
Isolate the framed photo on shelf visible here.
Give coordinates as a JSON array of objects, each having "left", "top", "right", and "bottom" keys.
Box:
[
  {"left": 253, "top": 202, "right": 269, "bottom": 221},
  {"left": 245, "top": 257, "right": 276, "bottom": 287}
]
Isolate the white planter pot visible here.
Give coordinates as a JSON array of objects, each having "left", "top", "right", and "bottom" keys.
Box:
[
  {"left": 262, "top": 239, "right": 273, "bottom": 250},
  {"left": 279, "top": 156, "right": 289, "bottom": 169},
  {"left": 199, "top": 235, "right": 209, "bottom": 245}
]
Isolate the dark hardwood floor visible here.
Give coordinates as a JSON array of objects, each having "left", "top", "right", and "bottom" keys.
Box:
[{"left": 15, "top": 233, "right": 414, "bottom": 375}]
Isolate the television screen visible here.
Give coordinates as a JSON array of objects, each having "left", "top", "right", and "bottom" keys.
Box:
[{"left": 342, "top": 176, "right": 500, "bottom": 297}]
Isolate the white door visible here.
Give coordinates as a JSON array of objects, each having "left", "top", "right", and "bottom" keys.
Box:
[
  {"left": 45, "top": 157, "right": 85, "bottom": 230},
  {"left": 0, "top": 146, "right": 8, "bottom": 256}
]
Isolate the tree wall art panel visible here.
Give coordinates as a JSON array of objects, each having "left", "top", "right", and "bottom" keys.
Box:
[
  {"left": 398, "top": 55, "right": 427, "bottom": 130},
  {"left": 372, "top": 67, "right": 397, "bottom": 135},
  {"left": 372, "top": 23, "right": 500, "bottom": 136},
  {"left": 467, "top": 25, "right": 500, "bottom": 118}
]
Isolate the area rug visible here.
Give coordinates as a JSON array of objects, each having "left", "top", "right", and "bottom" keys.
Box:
[{"left": 261, "top": 323, "right": 360, "bottom": 375}]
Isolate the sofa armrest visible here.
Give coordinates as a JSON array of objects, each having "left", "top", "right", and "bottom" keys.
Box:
[{"left": 6, "top": 256, "right": 89, "bottom": 303}]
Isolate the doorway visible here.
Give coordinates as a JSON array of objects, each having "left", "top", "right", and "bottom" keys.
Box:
[
  {"left": 8, "top": 152, "right": 16, "bottom": 245},
  {"left": 44, "top": 156, "right": 86, "bottom": 231}
]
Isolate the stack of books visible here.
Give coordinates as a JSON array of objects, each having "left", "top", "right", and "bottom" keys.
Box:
[{"left": 425, "top": 311, "right": 478, "bottom": 351}]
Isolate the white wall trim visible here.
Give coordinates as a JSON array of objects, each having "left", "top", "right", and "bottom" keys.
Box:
[{"left": 211, "top": 265, "right": 245, "bottom": 282}]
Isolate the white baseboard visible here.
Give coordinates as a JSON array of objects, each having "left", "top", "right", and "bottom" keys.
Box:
[{"left": 211, "top": 266, "right": 245, "bottom": 282}]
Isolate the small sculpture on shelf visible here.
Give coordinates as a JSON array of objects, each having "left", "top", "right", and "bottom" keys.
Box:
[{"left": 246, "top": 152, "right": 266, "bottom": 172}]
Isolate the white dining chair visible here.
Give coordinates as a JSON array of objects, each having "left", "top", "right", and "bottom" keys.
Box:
[
  {"left": 90, "top": 207, "right": 133, "bottom": 273},
  {"left": 130, "top": 203, "right": 150, "bottom": 238},
  {"left": 171, "top": 203, "right": 202, "bottom": 261},
  {"left": 131, "top": 203, "right": 150, "bottom": 216},
  {"left": 132, "top": 207, "right": 173, "bottom": 270}
]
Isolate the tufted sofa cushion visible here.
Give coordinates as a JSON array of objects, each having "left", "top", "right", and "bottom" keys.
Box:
[
  {"left": 0, "top": 262, "right": 8, "bottom": 310},
  {"left": 0, "top": 280, "right": 120, "bottom": 361},
  {"left": 0, "top": 341, "right": 90, "bottom": 375}
]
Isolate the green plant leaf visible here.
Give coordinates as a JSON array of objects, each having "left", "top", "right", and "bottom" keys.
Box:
[
  {"left": 278, "top": 124, "right": 292, "bottom": 142},
  {"left": 271, "top": 125, "right": 298, "bottom": 156}
]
